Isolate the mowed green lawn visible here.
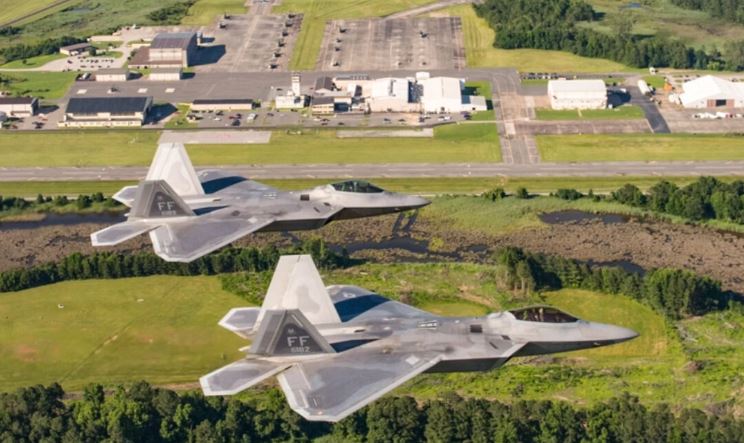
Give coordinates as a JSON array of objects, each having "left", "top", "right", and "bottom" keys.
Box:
[
  {"left": 535, "top": 106, "right": 645, "bottom": 121},
  {"left": 0, "top": 276, "right": 247, "bottom": 391},
  {"left": 0, "top": 53, "right": 66, "bottom": 69},
  {"left": 0, "top": 72, "right": 78, "bottom": 99},
  {"left": 441, "top": 4, "right": 632, "bottom": 73},
  {"left": 274, "top": 0, "right": 440, "bottom": 70},
  {"left": 181, "top": 0, "right": 247, "bottom": 26},
  {"left": 0, "top": 124, "right": 500, "bottom": 167},
  {"left": 538, "top": 134, "right": 744, "bottom": 162}
]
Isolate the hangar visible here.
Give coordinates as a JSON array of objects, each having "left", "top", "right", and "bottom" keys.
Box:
[
  {"left": 95, "top": 69, "right": 131, "bottom": 82},
  {"left": 0, "top": 96, "right": 38, "bottom": 117},
  {"left": 60, "top": 42, "right": 93, "bottom": 56},
  {"left": 679, "top": 75, "right": 744, "bottom": 108},
  {"left": 59, "top": 96, "right": 153, "bottom": 127},
  {"left": 130, "top": 32, "right": 198, "bottom": 68},
  {"left": 149, "top": 68, "right": 183, "bottom": 82},
  {"left": 367, "top": 77, "right": 418, "bottom": 113},
  {"left": 419, "top": 76, "right": 487, "bottom": 113},
  {"left": 548, "top": 79, "right": 607, "bottom": 110}
]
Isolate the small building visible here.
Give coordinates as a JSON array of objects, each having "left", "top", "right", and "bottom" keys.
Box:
[
  {"left": 547, "top": 79, "right": 607, "bottom": 110},
  {"left": 311, "top": 96, "right": 335, "bottom": 114},
  {"left": 0, "top": 96, "right": 39, "bottom": 117},
  {"left": 60, "top": 42, "right": 93, "bottom": 56},
  {"left": 95, "top": 69, "right": 131, "bottom": 82},
  {"left": 679, "top": 75, "right": 744, "bottom": 109},
  {"left": 59, "top": 96, "right": 152, "bottom": 127},
  {"left": 276, "top": 94, "right": 306, "bottom": 109},
  {"left": 149, "top": 68, "right": 183, "bottom": 81},
  {"left": 191, "top": 99, "right": 254, "bottom": 112}
]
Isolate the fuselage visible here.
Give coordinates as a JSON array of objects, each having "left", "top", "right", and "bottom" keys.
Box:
[{"left": 250, "top": 285, "right": 638, "bottom": 373}]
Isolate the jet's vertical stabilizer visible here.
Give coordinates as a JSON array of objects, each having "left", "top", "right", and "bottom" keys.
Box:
[
  {"left": 250, "top": 309, "right": 336, "bottom": 356},
  {"left": 256, "top": 255, "right": 342, "bottom": 327},
  {"left": 130, "top": 180, "right": 195, "bottom": 219},
  {"left": 146, "top": 143, "right": 204, "bottom": 196}
]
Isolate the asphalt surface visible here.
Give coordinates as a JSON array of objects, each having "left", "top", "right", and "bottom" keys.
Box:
[
  {"left": 627, "top": 85, "right": 670, "bottom": 133},
  {"left": 3, "top": 162, "right": 744, "bottom": 181}
]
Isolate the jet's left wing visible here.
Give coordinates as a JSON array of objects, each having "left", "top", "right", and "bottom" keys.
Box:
[
  {"left": 150, "top": 213, "right": 274, "bottom": 262},
  {"left": 277, "top": 348, "right": 443, "bottom": 422}
]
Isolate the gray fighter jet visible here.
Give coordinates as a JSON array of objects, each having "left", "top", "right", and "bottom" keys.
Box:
[
  {"left": 91, "top": 143, "right": 429, "bottom": 262},
  {"left": 200, "top": 255, "right": 639, "bottom": 422}
]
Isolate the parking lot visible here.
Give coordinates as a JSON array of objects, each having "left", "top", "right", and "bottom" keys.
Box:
[
  {"left": 660, "top": 106, "right": 744, "bottom": 133},
  {"left": 317, "top": 17, "right": 465, "bottom": 71},
  {"left": 196, "top": 13, "right": 302, "bottom": 72}
]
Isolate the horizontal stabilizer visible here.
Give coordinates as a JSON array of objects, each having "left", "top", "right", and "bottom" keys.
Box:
[
  {"left": 200, "top": 359, "right": 290, "bottom": 396},
  {"left": 219, "top": 307, "right": 262, "bottom": 338},
  {"left": 90, "top": 221, "right": 157, "bottom": 246},
  {"left": 112, "top": 185, "right": 138, "bottom": 207}
]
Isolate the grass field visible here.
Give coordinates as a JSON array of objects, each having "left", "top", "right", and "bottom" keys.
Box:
[
  {"left": 535, "top": 106, "right": 646, "bottom": 121},
  {"left": 0, "top": 276, "right": 246, "bottom": 391},
  {"left": 538, "top": 134, "right": 744, "bottom": 162},
  {"left": 0, "top": 71, "right": 77, "bottom": 99},
  {"left": 0, "top": 53, "right": 66, "bottom": 69},
  {"left": 5, "top": 175, "right": 744, "bottom": 198},
  {"left": 274, "top": 0, "right": 439, "bottom": 70},
  {"left": 439, "top": 4, "right": 633, "bottom": 73},
  {"left": 181, "top": 0, "right": 248, "bottom": 26},
  {"left": 0, "top": 125, "right": 500, "bottom": 167}
]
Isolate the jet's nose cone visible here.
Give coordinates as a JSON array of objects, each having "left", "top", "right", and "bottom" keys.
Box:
[
  {"left": 607, "top": 325, "right": 639, "bottom": 344},
  {"left": 405, "top": 195, "right": 430, "bottom": 209}
]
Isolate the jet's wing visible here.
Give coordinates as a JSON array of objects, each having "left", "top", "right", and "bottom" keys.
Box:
[
  {"left": 201, "top": 359, "right": 290, "bottom": 396},
  {"left": 277, "top": 348, "right": 443, "bottom": 422},
  {"left": 150, "top": 213, "right": 273, "bottom": 262},
  {"left": 197, "top": 170, "right": 278, "bottom": 195}
]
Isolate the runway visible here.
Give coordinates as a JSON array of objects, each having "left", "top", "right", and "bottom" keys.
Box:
[{"left": 3, "top": 161, "right": 744, "bottom": 181}]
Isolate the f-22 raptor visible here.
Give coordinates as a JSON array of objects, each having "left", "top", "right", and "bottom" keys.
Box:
[
  {"left": 200, "top": 255, "right": 639, "bottom": 422},
  {"left": 91, "top": 143, "right": 429, "bottom": 262}
]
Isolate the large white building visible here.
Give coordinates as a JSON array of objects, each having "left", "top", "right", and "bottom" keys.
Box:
[
  {"left": 419, "top": 76, "right": 487, "bottom": 113},
  {"left": 367, "top": 77, "right": 417, "bottom": 112},
  {"left": 548, "top": 79, "right": 607, "bottom": 110},
  {"left": 679, "top": 75, "right": 744, "bottom": 109},
  {"left": 0, "top": 96, "right": 38, "bottom": 117}
]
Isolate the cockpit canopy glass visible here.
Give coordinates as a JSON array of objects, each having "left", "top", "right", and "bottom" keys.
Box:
[
  {"left": 331, "top": 180, "right": 384, "bottom": 193},
  {"left": 509, "top": 306, "right": 578, "bottom": 323}
]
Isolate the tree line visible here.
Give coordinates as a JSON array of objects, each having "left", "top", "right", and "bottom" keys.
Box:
[
  {"left": 610, "top": 177, "right": 744, "bottom": 223},
  {"left": 0, "top": 239, "right": 350, "bottom": 293},
  {"left": 474, "top": 0, "right": 740, "bottom": 71},
  {"left": 670, "top": 0, "right": 744, "bottom": 25},
  {"left": 495, "top": 246, "right": 734, "bottom": 320},
  {"left": 0, "top": 192, "right": 119, "bottom": 214},
  {"left": 1, "top": 382, "right": 742, "bottom": 443},
  {"left": 0, "top": 35, "right": 83, "bottom": 64}
]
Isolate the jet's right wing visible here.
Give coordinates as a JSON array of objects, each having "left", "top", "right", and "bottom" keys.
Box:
[
  {"left": 150, "top": 213, "right": 274, "bottom": 262},
  {"left": 278, "top": 348, "right": 443, "bottom": 422}
]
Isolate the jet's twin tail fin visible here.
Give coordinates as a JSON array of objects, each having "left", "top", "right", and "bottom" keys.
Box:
[
  {"left": 146, "top": 142, "right": 204, "bottom": 196},
  {"left": 130, "top": 180, "right": 194, "bottom": 219},
  {"left": 257, "top": 255, "right": 341, "bottom": 326},
  {"left": 250, "top": 309, "right": 335, "bottom": 356}
]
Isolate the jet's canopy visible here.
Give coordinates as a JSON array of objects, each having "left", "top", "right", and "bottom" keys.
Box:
[
  {"left": 509, "top": 306, "right": 578, "bottom": 323},
  {"left": 331, "top": 180, "right": 384, "bottom": 193}
]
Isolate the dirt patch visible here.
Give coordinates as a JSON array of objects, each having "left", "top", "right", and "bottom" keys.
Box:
[
  {"left": 2, "top": 212, "right": 744, "bottom": 294},
  {"left": 14, "top": 345, "right": 38, "bottom": 362}
]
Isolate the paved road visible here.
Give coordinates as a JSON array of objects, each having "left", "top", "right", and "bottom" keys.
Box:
[
  {"left": 3, "top": 162, "right": 744, "bottom": 181},
  {"left": 627, "top": 85, "right": 670, "bottom": 134}
]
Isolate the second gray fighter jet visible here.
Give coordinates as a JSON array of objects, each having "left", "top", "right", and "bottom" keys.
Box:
[{"left": 91, "top": 143, "right": 429, "bottom": 262}]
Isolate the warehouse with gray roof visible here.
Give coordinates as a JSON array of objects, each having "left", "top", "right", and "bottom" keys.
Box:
[{"left": 59, "top": 96, "right": 153, "bottom": 127}]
